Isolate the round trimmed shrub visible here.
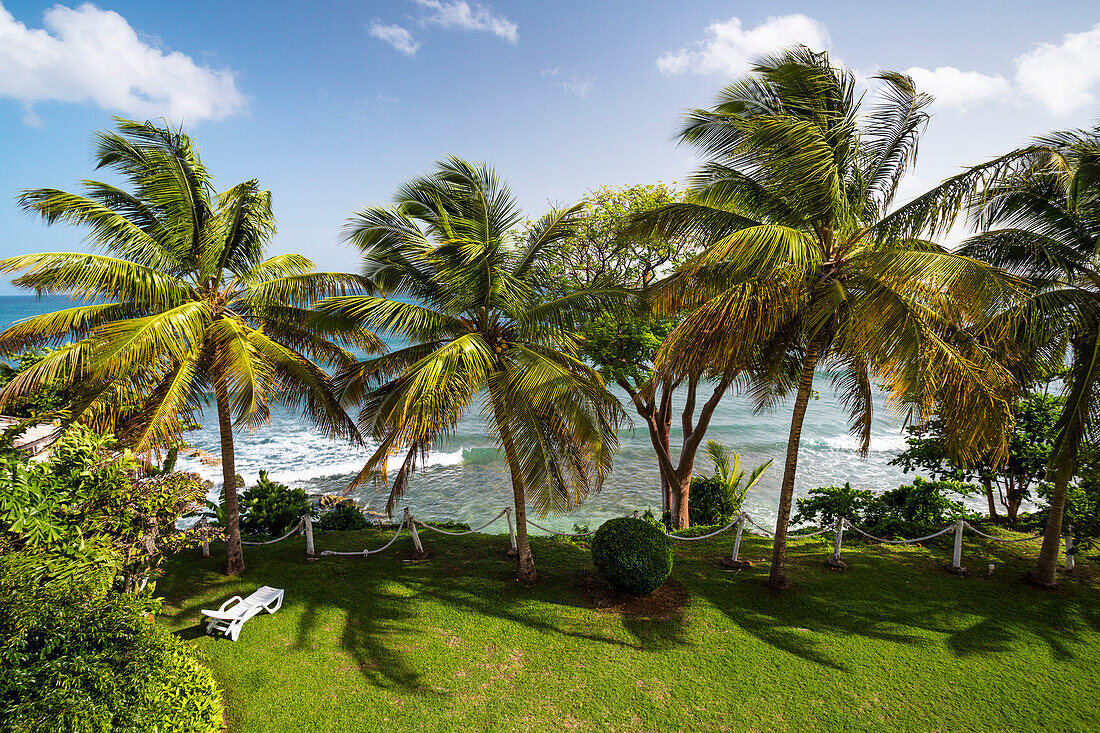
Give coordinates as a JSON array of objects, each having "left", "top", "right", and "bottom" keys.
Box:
[
  {"left": 318, "top": 503, "right": 370, "bottom": 531},
  {"left": 591, "top": 517, "right": 673, "bottom": 596}
]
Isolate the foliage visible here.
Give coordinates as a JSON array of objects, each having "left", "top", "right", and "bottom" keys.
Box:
[
  {"left": 318, "top": 503, "right": 370, "bottom": 532},
  {"left": 891, "top": 392, "right": 1063, "bottom": 519},
  {"left": 794, "top": 478, "right": 969, "bottom": 538},
  {"left": 689, "top": 440, "right": 771, "bottom": 525},
  {"left": 863, "top": 478, "right": 970, "bottom": 537},
  {"left": 590, "top": 517, "right": 673, "bottom": 596},
  {"left": 0, "top": 348, "right": 74, "bottom": 419},
  {"left": 0, "top": 550, "right": 221, "bottom": 733},
  {"left": 0, "top": 426, "right": 207, "bottom": 590},
  {"left": 537, "top": 183, "right": 693, "bottom": 296},
  {"left": 240, "top": 471, "right": 312, "bottom": 537},
  {"left": 793, "top": 483, "right": 877, "bottom": 528},
  {"left": 323, "top": 158, "right": 625, "bottom": 580}
]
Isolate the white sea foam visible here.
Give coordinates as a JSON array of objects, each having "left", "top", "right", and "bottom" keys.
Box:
[{"left": 818, "top": 434, "right": 909, "bottom": 453}]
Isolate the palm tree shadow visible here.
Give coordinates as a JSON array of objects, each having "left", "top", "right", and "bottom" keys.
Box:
[{"left": 160, "top": 534, "right": 694, "bottom": 694}]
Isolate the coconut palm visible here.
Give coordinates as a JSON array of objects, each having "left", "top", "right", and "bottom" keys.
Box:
[
  {"left": 912, "top": 126, "right": 1100, "bottom": 586},
  {"left": 322, "top": 158, "right": 624, "bottom": 582},
  {"left": 0, "top": 119, "right": 372, "bottom": 575},
  {"left": 637, "top": 48, "right": 1021, "bottom": 589}
]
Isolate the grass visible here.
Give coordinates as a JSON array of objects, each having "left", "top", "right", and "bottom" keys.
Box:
[{"left": 156, "top": 526, "right": 1100, "bottom": 733}]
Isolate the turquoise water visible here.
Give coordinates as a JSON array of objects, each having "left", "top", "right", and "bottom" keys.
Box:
[{"left": 0, "top": 295, "right": 925, "bottom": 531}]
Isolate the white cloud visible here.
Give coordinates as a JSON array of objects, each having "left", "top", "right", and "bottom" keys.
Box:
[
  {"left": 903, "top": 66, "right": 1011, "bottom": 110},
  {"left": 0, "top": 2, "right": 245, "bottom": 124},
  {"left": 368, "top": 22, "right": 420, "bottom": 56},
  {"left": 657, "top": 14, "right": 829, "bottom": 76},
  {"left": 541, "top": 66, "right": 594, "bottom": 98},
  {"left": 1015, "top": 22, "right": 1100, "bottom": 116},
  {"left": 412, "top": 0, "right": 517, "bottom": 44}
]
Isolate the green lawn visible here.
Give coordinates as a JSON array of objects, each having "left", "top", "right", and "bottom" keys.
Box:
[{"left": 156, "top": 527, "right": 1100, "bottom": 733}]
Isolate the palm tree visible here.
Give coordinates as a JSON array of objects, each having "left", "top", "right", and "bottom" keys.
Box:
[
  {"left": 913, "top": 126, "right": 1100, "bottom": 587},
  {"left": 0, "top": 119, "right": 371, "bottom": 575},
  {"left": 321, "top": 158, "right": 624, "bottom": 582},
  {"left": 638, "top": 48, "right": 1021, "bottom": 589},
  {"left": 704, "top": 439, "right": 772, "bottom": 515}
]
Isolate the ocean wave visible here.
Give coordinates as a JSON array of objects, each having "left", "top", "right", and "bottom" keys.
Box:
[
  {"left": 814, "top": 434, "right": 909, "bottom": 453},
  {"left": 177, "top": 446, "right": 473, "bottom": 490}
]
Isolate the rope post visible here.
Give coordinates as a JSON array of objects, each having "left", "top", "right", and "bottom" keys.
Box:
[
  {"left": 505, "top": 507, "right": 518, "bottom": 557},
  {"left": 405, "top": 507, "right": 427, "bottom": 559},
  {"left": 826, "top": 517, "right": 847, "bottom": 570},
  {"left": 721, "top": 514, "right": 750, "bottom": 569},
  {"left": 947, "top": 518, "right": 967, "bottom": 575},
  {"left": 199, "top": 517, "right": 210, "bottom": 558},
  {"left": 304, "top": 514, "right": 315, "bottom": 557},
  {"left": 1065, "top": 524, "right": 1076, "bottom": 572}
]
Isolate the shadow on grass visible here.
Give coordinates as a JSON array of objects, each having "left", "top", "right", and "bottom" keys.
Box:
[
  {"left": 687, "top": 536, "right": 1099, "bottom": 671},
  {"left": 157, "top": 529, "right": 1100, "bottom": 693},
  {"left": 158, "top": 531, "right": 687, "bottom": 694}
]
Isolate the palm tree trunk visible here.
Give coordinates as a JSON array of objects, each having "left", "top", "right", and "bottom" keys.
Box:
[
  {"left": 1032, "top": 468, "right": 1069, "bottom": 587},
  {"left": 500, "top": 429, "right": 537, "bottom": 582},
  {"left": 490, "top": 389, "right": 536, "bottom": 582},
  {"left": 216, "top": 382, "right": 245, "bottom": 576},
  {"left": 769, "top": 343, "right": 819, "bottom": 590}
]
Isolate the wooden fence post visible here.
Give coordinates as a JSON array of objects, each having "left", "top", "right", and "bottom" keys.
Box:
[
  {"left": 405, "top": 508, "right": 426, "bottom": 557},
  {"left": 947, "top": 518, "right": 967, "bottom": 575},
  {"left": 721, "top": 514, "right": 749, "bottom": 569},
  {"left": 304, "top": 514, "right": 315, "bottom": 557},
  {"left": 505, "top": 507, "right": 518, "bottom": 557},
  {"left": 826, "top": 517, "right": 847, "bottom": 569}
]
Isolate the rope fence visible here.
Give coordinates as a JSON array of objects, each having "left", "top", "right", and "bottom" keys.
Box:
[{"left": 222, "top": 504, "right": 1068, "bottom": 575}]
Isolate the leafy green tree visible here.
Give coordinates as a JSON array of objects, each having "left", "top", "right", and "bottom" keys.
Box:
[
  {"left": 538, "top": 184, "right": 730, "bottom": 527},
  {"left": 0, "top": 119, "right": 368, "bottom": 575},
  {"left": 322, "top": 158, "right": 624, "bottom": 582},
  {"left": 689, "top": 440, "right": 771, "bottom": 526},
  {"left": 636, "top": 48, "right": 1019, "bottom": 589},
  {"left": 891, "top": 392, "right": 1062, "bottom": 522}
]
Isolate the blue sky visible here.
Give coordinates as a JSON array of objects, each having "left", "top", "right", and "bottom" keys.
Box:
[{"left": 0, "top": 1, "right": 1098, "bottom": 294}]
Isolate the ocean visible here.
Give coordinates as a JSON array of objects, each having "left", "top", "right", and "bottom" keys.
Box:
[{"left": 0, "top": 294, "right": 926, "bottom": 532}]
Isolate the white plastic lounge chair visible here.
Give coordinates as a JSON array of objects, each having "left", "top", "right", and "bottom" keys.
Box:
[{"left": 201, "top": 586, "right": 284, "bottom": 641}]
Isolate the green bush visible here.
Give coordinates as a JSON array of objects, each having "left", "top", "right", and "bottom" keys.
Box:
[
  {"left": 318, "top": 503, "right": 369, "bottom": 531},
  {"left": 591, "top": 517, "right": 673, "bottom": 596},
  {"left": 688, "top": 475, "right": 733, "bottom": 526},
  {"left": 864, "top": 478, "right": 968, "bottom": 537},
  {"left": 0, "top": 550, "right": 222, "bottom": 733},
  {"left": 793, "top": 482, "right": 877, "bottom": 528},
  {"left": 239, "top": 471, "right": 311, "bottom": 537}
]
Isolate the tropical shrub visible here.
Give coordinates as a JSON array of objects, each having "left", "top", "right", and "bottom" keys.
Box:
[
  {"left": 0, "top": 426, "right": 206, "bottom": 590},
  {"left": 793, "top": 483, "right": 877, "bottom": 528},
  {"left": 591, "top": 517, "right": 673, "bottom": 596},
  {"left": 0, "top": 550, "right": 222, "bottom": 733},
  {"left": 318, "top": 503, "right": 369, "bottom": 532},
  {"left": 688, "top": 475, "right": 732, "bottom": 526},
  {"left": 239, "top": 471, "right": 311, "bottom": 537},
  {"left": 863, "top": 478, "right": 969, "bottom": 537}
]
